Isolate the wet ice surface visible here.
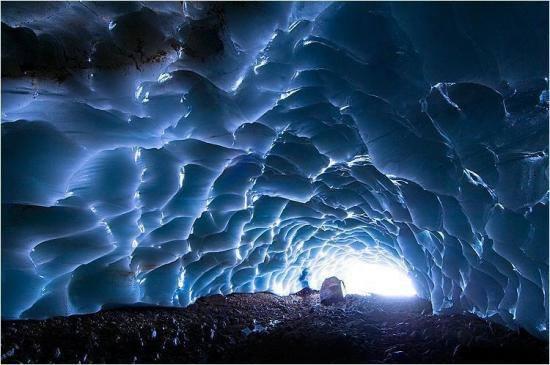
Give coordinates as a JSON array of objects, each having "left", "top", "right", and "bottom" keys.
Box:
[
  {"left": 1, "top": 1, "right": 549, "bottom": 340},
  {"left": 1, "top": 291, "right": 548, "bottom": 364}
]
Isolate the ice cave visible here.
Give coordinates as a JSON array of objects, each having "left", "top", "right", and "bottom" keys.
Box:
[{"left": 1, "top": 1, "right": 549, "bottom": 363}]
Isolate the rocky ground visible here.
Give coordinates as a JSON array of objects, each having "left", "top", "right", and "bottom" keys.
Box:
[{"left": 1, "top": 290, "right": 548, "bottom": 364}]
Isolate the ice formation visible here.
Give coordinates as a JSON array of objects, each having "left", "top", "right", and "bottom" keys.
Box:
[{"left": 1, "top": 2, "right": 548, "bottom": 338}]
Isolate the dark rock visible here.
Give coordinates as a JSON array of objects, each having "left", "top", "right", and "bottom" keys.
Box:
[
  {"left": 296, "top": 287, "right": 317, "bottom": 297},
  {"left": 1, "top": 292, "right": 548, "bottom": 364},
  {"left": 384, "top": 350, "right": 409, "bottom": 363},
  {"left": 364, "top": 324, "right": 382, "bottom": 335},
  {"left": 320, "top": 276, "right": 346, "bottom": 305},
  {"left": 452, "top": 344, "right": 466, "bottom": 360}
]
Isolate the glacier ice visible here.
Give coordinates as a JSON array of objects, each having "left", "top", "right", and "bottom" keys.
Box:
[{"left": 1, "top": 1, "right": 548, "bottom": 339}]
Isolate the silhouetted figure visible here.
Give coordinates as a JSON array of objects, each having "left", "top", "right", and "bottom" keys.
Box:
[{"left": 299, "top": 268, "right": 310, "bottom": 288}]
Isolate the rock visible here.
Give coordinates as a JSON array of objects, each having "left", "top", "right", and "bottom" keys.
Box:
[
  {"left": 452, "top": 344, "right": 466, "bottom": 360},
  {"left": 1, "top": 348, "right": 15, "bottom": 361},
  {"left": 364, "top": 324, "right": 382, "bottom": 335},
  {"left": 1, "top": 291, "right": 548, "bottom": 363},
  {"left": 296, "top": 287, "right": 316, "bottom": 297},
  {"left": 320, "top": 277, "right": 346, "bottom": 305},
  {"left": 384, "top": 350, "right": 409, "bottom": 363}
]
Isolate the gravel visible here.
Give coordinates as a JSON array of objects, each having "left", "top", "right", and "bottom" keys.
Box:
[{"left": 2, "top": 290, "right": 548, "bottom": 363}]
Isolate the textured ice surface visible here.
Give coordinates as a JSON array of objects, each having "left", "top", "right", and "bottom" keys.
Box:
[{"left": 1, "top": 2, "right": 549, "bottom": 338}]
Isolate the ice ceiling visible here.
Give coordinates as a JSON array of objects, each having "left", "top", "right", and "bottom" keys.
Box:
[{"left": 1, "top": 1, "right": 549, "bottom": 338}]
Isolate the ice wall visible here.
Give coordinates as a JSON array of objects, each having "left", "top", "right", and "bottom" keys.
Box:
[{"left": 1, "top": 1, "right": 548, "bottom": 338}]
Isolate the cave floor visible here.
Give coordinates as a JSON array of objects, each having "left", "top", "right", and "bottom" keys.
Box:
[{"left": 1, "top": 290, "right": 548, "bottom": 364}]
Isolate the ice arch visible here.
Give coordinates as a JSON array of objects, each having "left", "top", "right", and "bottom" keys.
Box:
[{"left": 1, "top": 1, "right": 548, "bottom": 339}]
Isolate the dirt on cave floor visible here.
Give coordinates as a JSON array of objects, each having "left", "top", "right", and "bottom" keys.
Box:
[{"left": 1, "top": 289, "right": 548, "bottom": 364}]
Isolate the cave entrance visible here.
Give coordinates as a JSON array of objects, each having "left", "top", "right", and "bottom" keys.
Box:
[{"left": 309, "top": 256, "right": 417, "bottom": 297}]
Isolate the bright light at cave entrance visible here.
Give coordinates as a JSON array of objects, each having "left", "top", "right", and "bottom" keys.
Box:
[
  {"left": 341, "top": 259, "right": 417, "bottom": 296},
  {"left": 311, "top": 258, "right": 417, "bottom": 297}
]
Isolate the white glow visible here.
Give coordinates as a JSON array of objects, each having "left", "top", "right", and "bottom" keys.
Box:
[
  {"left": 177, "top": 270, "right": 185, "bottom": 289},
  {"left": 134, "top": 148, "right": 141, "bottom": 163},
  {"left": 253, "top": 59, "right": 268, "bottom": 74},
  {"left": 157, "top": 73, "right": 173, "bottom": 83},
  {"left": 135, "top": 85, "right": 143, "bottom": 100},
  {"left": 231, "top": 74, "right": 245, "bottom": 91},
  {"left": 312, "top": 258, "right": 417, "bottom": 297},
  {"left": 178, "top": 167, "right": 185, "bottom": 188}
]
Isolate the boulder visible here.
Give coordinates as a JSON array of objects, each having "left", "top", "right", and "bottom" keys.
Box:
[{"left": 320, "top": 276, "right": 346, "bottom": 305}]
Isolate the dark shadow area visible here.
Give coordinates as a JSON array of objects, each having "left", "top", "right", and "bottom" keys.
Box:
[{"left": 2, "top": 290, "right": 548, "bottom": 363}]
